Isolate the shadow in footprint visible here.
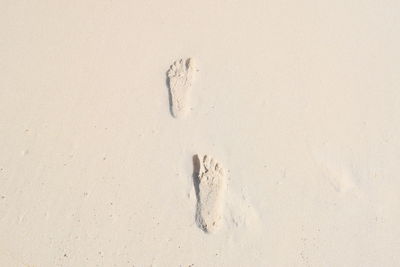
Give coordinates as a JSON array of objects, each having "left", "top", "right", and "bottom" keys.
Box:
[
  {"left": 165, "top": 68, "right": 174, "bottom": 117},
  {"left": 192, "top": 154, "right": 201, "bottom": 201},
  {"left": 192, "top": 154, "right": 205, "bottom": 232}
]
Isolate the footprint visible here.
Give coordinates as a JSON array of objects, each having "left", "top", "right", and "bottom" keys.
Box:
[
  {"left": 193, "top": 154, "right": 226, "bottom": 233},
  {"left": 167, "top": 58, "right": 195, "bottom": 118}
]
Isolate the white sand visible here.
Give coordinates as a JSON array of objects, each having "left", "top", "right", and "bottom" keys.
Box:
[{"left": 1, "top": 1, "right": 400, "bottom": 266}]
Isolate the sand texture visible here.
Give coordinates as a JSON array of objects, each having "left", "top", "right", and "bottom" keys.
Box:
[{"left": 1, "top": 0, "right": 400, "bottom": 266}]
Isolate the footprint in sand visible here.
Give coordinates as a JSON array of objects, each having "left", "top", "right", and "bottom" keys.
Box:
[
  {"left": 193, "top": 154, "right": 226, "bottom": 233},
  {"left": 167, "top": 58, "right": 196, "bottom": 118}
]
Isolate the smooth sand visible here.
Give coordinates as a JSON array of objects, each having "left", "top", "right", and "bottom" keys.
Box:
[{"left": 1, "top": 1, "right": 400, "bottom": 266}]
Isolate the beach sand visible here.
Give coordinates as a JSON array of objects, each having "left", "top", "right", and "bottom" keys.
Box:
[{"left": 1, "top": 1, "right": 400, "bottom": 266}]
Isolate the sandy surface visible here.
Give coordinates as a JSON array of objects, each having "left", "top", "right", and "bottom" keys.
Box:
[{"left": 1, "top": 1, "right": 400, "bottom": 266}]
